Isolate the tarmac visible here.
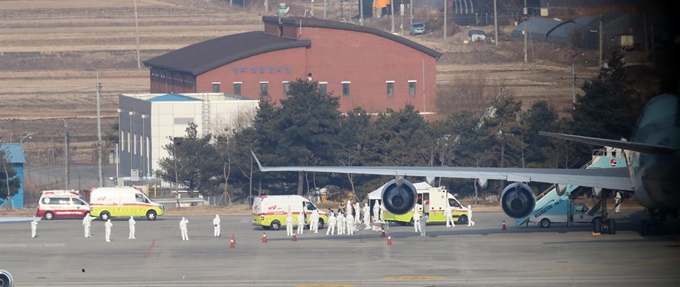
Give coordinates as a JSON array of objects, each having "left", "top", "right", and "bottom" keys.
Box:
[{"left": 1, "top": 211, "right": 679, "bottom": 287}]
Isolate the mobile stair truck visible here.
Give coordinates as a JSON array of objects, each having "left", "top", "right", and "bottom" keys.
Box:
[{"left": 515, "top": 147, "right": 627, "bottom": 234}]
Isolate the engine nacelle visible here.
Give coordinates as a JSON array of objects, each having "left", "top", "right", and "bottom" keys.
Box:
[
  {"left": 0, "top": 269, "right": 14, "bottom": 287},
  {"left": 381, "top": 179, "right": 418, "bottom": 215},
  {"left": 500, "top": 183, "right": 536, "bottom": 218}
]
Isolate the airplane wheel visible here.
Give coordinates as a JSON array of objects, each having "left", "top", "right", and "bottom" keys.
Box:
[
  {"left": 593, "top": 218, "right": 602, "bottom": 233},
  {"left": 607, "top": 218, "right": 616, "bottom": 234}
]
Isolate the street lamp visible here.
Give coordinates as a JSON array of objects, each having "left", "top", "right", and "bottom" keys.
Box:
[
  {"left": 19, "top": 133, "right": 34, "bottom": 144},
  {"left": 129, "top": 111, "right": 134, "bottom": 178},
  {"left": 141, "top": 114, "right": 146, "bottom": 178}
]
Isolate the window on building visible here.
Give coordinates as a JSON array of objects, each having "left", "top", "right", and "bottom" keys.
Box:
[
  {"left": 386, "top": 81, "right": 395, "bottom": 96},
  {"left": 233, "top": 82, "right": 242, "bottom": 96},
  {"left": 342, "top": 81, "right": 351, "bottom": 97},
  {"left": 408, "top": 80, "right": 417, "bottom": 96},
  {"left": 283, "top": 81, "right": 290, "bottom": 95},
  {"left": 133, "top": 134, "right": 137, "bottom": 155},
  {"left": 319, "top": 82, "right": 328, "bottom": 95},
  {"left": 260, "top": 81, "right": 269, "bottom": 95},
  {"left": 120, "top": 131, "right": 125, "bottom": 151},
  {"left": 212, "top": 82, "right": 221, "bottom": 93},
  {"left": 127, "top": 132, "right": 131, "bottom": 153}
]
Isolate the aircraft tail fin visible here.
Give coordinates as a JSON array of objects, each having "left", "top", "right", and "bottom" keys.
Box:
[{"left": 539, "top": 131, "right": 676, "bottom": 155}]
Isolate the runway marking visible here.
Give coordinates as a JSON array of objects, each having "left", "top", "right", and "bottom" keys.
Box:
[
  {"left": 295, "top": 285, "right": 356, "bottom": 287},
  {"left": 145, "top": 238, "right": 156, "bottom": 258},
  {"left": 0, "top": 243, "right": 65, "bottom": 248},
  {"left": 384, "top": 276, "right": 444, "bottom": 280}
]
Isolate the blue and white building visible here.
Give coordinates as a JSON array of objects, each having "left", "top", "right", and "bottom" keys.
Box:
[{"left": 0, "top": 143, "right": 26, "bottom": 208}]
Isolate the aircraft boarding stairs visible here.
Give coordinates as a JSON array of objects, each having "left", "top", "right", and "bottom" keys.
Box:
[{"left": 515, "top": 147, "right": 627, "bottom": 226}]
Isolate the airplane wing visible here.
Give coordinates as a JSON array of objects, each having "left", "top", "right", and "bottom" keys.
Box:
[
  {"left": 539, "top": 131, "right": 677, "bottom": 155},
  {"left": 0, "top": 217, "right": 41, "bottom": 224},
  {"left": 251, "top": 152, "right": 633, "bottom": 191}
]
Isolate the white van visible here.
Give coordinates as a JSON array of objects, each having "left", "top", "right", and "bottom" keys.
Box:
[
  {"left": 36, "top": 190, "right": 90, "bottom": 220},
  {"left": 89, "top": 187, "right": 164, "bottom": 221},
  {"left": 252, "top": 195, "right": 328, "bottom": 230}
]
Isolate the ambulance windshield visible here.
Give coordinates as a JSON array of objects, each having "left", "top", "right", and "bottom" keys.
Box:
[{"left": 448, "top": 198, "right": 462, "bottom": 208}]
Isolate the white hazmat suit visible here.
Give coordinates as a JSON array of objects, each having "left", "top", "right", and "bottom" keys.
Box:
[
  {"left": 420, "top": 214, "right": 428, "bottom": 236},
  {"left": 354, "top": 202, "right": 361, "bottom": 225},
  {"left": 180, "top": 217, "right": 189, "bottom": 241},
  {"left": 83, "top": 215, "right": 93, "bottom": 238},
  {"left": 373, "top": 201, "right": 380, "bottom": 223},
  {"left": 326, "top": 213, "right": 336, "bottom": 235},
  {"left": 467, "top": 205, "right": 475, "bottom": 226},
  {"left": 445, "top": 204, "right": 455, "bottom": 228},
  {"left": 105, "top": 219, "right": 112, "bottom": 242},
  {"left": 286, "top": 212, "right": 294, "bottom": 236},
  {"left": 363, "top": 203, "right": 371, "bottom": 229},
  {"left": 128, "top": 216, "right": 136, "bottom": 239},
  {"left": 413, "top": 207, "right": 421, "bottom": 233},
  {"left": 297, "top": 211, "right": 305, "bottom": 235},
  {"left": 337, "top": 212, "right": 345, "bottom": 235},
  {"left": 311, "top": 209, "right": 320, "bottom": 233},
  {"left": 345, "top": 213, "right": 355, "bottom": 235},
  {"left": 31, "top": 220, "right": 38, "bottom": 238},
  {"left": 346, "top": 200, "right": 353, "bottom": 217},
  {"left": 615, "top": 192, "right": 622, "bottom": 214},
  {"left": 213, "top": 214, "right": 221, "bottom": 237}
]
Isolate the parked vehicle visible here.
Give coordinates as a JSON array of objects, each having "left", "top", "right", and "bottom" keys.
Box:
[
  {"left": 252, "top": 195, "right": 328, "bottom": 230},
  {"left": 89, "top": 187, "right": 164, "bottom": 221},
  {"left": 531, "top": 197, "right": 602, "bottom": 228},
  {"left": 36, "top": 190, "right": 90, "bottom": 220},
  {"left": 409, "top": 22, "right": 426, "bottom": 35}
]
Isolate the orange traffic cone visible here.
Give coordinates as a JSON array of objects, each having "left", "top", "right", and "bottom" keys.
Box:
[
  {"left": 502, "top": 220, "right": 507, "bottom": 231},
  {"left": 387, "top": 236, "right": 392, "bottom": 245},
  {"left": 229, "top": 238, "right": 235, "bottom": 248},
  {"left": 262, "top": 233, "right": 267, "bottom": 243},
  {"left": 381, "top": 230, "right": 386, "bottom": 238},
  {"left": 231, "top": 234, "right": 236, "bottom": 245},
  {"left": 292, "top": 232, "right": 297, "bottom": 242}
]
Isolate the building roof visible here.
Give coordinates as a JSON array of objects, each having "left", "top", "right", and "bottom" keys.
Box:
[
  {"left": 148, "top": 94, "right": 200, "bottom": 102},
  {"left": 143, "top": 31, "right": 312, "bottom": 76},
  {"left": 265, "top": 16, "right": 443, "bottom": 59},
  {"left": 0, "top": 143, "right": 26, "bottom": 164}
]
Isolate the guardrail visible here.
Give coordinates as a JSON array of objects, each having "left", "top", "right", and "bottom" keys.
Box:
[{"left": 154, "top": 198, "right": 206, "bottom": 207}]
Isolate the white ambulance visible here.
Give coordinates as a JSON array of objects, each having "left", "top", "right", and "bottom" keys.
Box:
[
  {"left": 252, "top": 195, "right": 328, "bottom": 230},
  {"left": 36, "top": 190, "right": 90, "bottom": 220}
]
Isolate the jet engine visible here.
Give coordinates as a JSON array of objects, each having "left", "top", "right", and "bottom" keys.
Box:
[
  {"left": 500, "top": 183, "right": 536, "bottom": 218},
  {"left": 381, "top": 179, "right": 418, "bottom": 215},
  {"left": 0, "top": 269, "right": 14, "bottom": 287}
]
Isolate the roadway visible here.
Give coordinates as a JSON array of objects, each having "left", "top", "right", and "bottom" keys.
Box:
[{"left": 1, "top": 211, "right": 679, "bottom": 286}]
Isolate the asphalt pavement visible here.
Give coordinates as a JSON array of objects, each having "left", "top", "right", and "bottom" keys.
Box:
[{"left": 1, "top": 211, "right": 679, "bottom": 287}]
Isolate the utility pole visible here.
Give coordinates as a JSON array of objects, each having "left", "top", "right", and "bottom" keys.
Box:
[
  {"left": 323, "top": 0, "right": 327, "bottom": 19},
  {"left": 572, "top": 62, "right": 576, "bottom": 109},
  {"left": 390, "top": 0, "right": 395, "bottom": 33},
  {"left": 96, "top": 70, "right": 103, "bottom": 187},
  {"left": 360, "top": 0, "right": 363, "bottom": 25},
  {"left": 493, "top": 0, "right": 498, "bottom": 46},
  {"left": 409, "top": 0, "right": 413, "bottom": 26},
  {"left": 523, "top": 0, "right": 528, "bottom": 63},
  {"left": 64, "top": 121, "right": 70, "bottom": 190},
  {"left": 598, "top": 16, "right": 603, "bottom": 68},
  {"left": 134, "top": 0, "right": 141, "bottom": 69},
  {"left": 444, "top": 0, "right": 447, "bottom": 39}
]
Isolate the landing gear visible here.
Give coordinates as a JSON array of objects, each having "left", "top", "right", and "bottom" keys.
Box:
[
  {"left": 592, "top": 191, "right": 617, "bottom": 234},
  {"left": 640, "top": 209, "right": 666, "bottom": 236}
]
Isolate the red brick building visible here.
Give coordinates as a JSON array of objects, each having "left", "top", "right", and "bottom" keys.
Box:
[{"left": 144, "top": 16, "right": 442, "bottom": 113}]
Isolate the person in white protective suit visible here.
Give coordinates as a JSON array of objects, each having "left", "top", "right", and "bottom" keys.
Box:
[
  {"left": 467, "top": 205, "right": 475, "bottom": 226},
  {"left": 445, "top": 203, "right": 455, "bottom": 228},
  {"left": 337, "top": 211, "right": 345, "bottom": 235},
  {"left": 615, "top": 192, "right": 622, "bottom": 214},
  {"left": 363, "top": 202, "right": 371, "bottom": 229},
  {"left": 297, "top": 210, "right": 305, "bottom": 235},
  {"left": 31, "top": 219, "right": 38, "bottom": 238},
  {"left": 326, "top": 212, "right": 336, "bottom": 235},
  {"left": 373, "top": 201, "right": 380, "bottom": 222},
  {"left": 345, "top": 212, "right": 355, "bottom": 235},
  {"left": 105, "top": 219, "right": 113, "bottom": 242},
  {"left": 413, "top": 205, "right": 421, "bottom": 233},
  {"left": 286, "top": 211, "right": 294, "bottom": 236},
  {"left": 179, "top": 217, "right": 189, "bottom": 241},
  {"left": 128, "top": 216, "right": 136, "bottom": 239},
  {"left": 213, "top": 214, "right": 221, "bottom": 237},
  {"left": 311, "top": 209, "right": 320, "bottom": 233},
  {"left": 83, "top": 215, "right": 93, "bottom": 238},
  {"left": 354, "top": 202, "right": 361, "bottom": 226},
  {"left": 346, "top": 200, "right": 353, "bottom": 217},
  {"left": 379, "top": 203, "right": 385, "bottom": 223},
  {"left": 420, "top": 213, "right": 428, "bottom": 236}
]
